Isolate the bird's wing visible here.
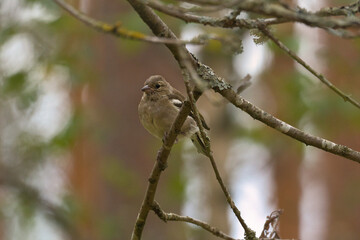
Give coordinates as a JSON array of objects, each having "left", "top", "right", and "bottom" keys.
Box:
[
  {"left": 168, "top": 91, "right": 210, "bottom": 131},
  {"left": 168, "top": 91, "right": 184, "bottom": 109}
]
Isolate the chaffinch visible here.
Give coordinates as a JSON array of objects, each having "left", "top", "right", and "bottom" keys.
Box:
[{"left": 138, "top": 75, "right": 209, "bottom": 154}]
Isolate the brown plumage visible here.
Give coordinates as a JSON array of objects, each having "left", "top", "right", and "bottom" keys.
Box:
[{"left": 138, "top": 75, "right": 209, "bottom": 154}]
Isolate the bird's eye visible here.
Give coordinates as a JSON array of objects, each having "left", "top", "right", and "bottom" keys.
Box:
[{"left": 155, "top": 83, "right": 161, "bottom": 89}]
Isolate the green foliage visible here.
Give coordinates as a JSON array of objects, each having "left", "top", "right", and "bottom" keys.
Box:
[
  {"left": 51, "top": 114, "right": 81, "bottom": 149},
  {"left": 0, "top": 26, "right": 16, "bottom": 44},
  {"left": 1, "top": 72, "right": 39, "bottom": 110},
  {"left": 17, "top": 88, "right": 39, "bottom": 110},
  {"left": 97, "top": 215, "right": 122, "bottom": 240},
  {"left": 60, "top": 194, "right": 84, "bottom": 233},
  {"left": 2, "top": 72, "right": 27, "bottom": 95},
  {"left": 17, "top": 190, "right": 38, "bottom": 226},
  {"left": 101, "top": 158, "right": 140, "bottom": 197},
  {"left": 267, "top": 32, "right": 300, "bottom": 54},
  {"left": 167, "top": 169, "right": 186, "bottom": 201},
  {"left": 308, "top": 90, "right": 360, "bottom": 134},
  {"left": 201, "top": 29, "right": 244, "bottom": 56},
  {"left": 0, "top": 1, "right": 77, "bottom": 235},
  {"left": 114, "top": 11, "right": 150, "bottom": 54},
  {"left": 24, "top": 0, "right": 58, "bottom": 11}
]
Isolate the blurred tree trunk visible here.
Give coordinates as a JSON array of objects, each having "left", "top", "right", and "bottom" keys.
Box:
[
  {"left": 321, "top": 11, "right": 360, "bottom": 237},
  {"left": 263, "top": 23, "right": 302, "bottom": 238}
]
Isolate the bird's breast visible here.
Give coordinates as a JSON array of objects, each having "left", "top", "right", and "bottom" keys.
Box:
[{"left": 138, "top": 97, "right": 163, "bottom": 139}]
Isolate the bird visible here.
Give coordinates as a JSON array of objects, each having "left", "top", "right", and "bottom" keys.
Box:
[{"left": 138, "top": 75, "right": 209, "bottom": 155}]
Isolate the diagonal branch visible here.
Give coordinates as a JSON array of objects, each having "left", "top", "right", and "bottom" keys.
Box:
[
  {"left": 259, "top": 26, "right": 360, "bottom": 110},
  {"left": 215, "top": 87, "right": 360, "bottom": 164}
]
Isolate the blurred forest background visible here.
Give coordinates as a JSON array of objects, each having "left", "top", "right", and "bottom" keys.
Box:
[{"left": 0, "top": 0, "right": 359, "bottom": 240}]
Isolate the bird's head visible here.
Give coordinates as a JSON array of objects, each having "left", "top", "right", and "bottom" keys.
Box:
[{"left": 141, "top": 75, "right": 172, "bottom": 96}]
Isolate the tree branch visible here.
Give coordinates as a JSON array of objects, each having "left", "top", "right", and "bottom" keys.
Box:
[
  {"left": 148, "top": 0, "right": 360, "bottom": 30},
  {"left": 146, "top": 0, "right": 283, "bottom": 29},
  {"left": 215, "top": 86, "right": 360, "bottom": 164},
  {"left": 192, "top": 56, "right": 360, "bottom": 164},
  {"left": 151, "top": 201, "right": 239, "bottom": 240}
]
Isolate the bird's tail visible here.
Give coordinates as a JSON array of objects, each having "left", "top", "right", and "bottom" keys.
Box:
[{"left": 191, "top": 132, "right": 210, "bottom": 156}]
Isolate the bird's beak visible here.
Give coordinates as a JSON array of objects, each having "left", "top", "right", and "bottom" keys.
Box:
[{"left": 141, "top": 85, "right": 151, "bottom": 92}]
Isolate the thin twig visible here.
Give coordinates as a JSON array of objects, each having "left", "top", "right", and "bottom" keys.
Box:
[
  {"left": 178, "top": 50, "right": 256, "bottom": 239},
  {"left": 53, "top": 0, "right": 205, "bottom": 45},
  {"left": 259, "top": 26, "right": 360, "bottom": 110},
  {"left": 151, "top": 201, "right": 238, "bottom": 240}
]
